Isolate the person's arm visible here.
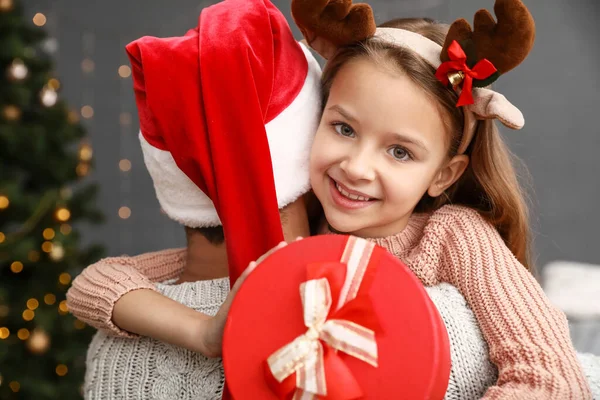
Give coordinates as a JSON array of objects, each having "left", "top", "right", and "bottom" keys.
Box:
[
  {"left": 435, "top": 206, "right": 591, "bottom": 399},
  {"left": 67, "top": 242, "right": 288, "bottom": 357},
  {"left": 66, "top": 248, "right": 187, "bottom": 337},
  {"left": 109, "top": 285, "right": 220, "bottom": 355}
]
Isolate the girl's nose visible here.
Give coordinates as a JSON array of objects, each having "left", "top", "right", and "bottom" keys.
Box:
[{"left": 339, "top": 147, "right": 376, "bottom": 182}]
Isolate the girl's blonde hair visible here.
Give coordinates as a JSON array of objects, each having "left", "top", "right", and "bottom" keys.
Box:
[{"left": 321, "top": 18, "right": 533, "bottom": 271}]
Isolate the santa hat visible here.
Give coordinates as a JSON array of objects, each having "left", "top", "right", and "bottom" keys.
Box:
[{"left": 125, "top": 0, "right": 322, "bottom": 284}]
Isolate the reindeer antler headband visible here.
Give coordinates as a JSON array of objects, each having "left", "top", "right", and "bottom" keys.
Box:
[{"left": 292, "top": 0, "right": 535, "bottom": 154}]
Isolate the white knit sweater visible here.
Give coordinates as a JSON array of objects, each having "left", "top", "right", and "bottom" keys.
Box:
[
  {"left": 83, "top": 280, "right": 599, "bottom": 400},
  {"left": 84, "top": 278, "right": 229, "bottom": 400}
]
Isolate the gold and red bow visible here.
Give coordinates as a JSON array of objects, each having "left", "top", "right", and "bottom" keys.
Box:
[
  {"left": 435, "top": 40, "right": 497, "bottom": 107},
  {"left": 266, "top": 236, "right": 381, "bottom": 400}
]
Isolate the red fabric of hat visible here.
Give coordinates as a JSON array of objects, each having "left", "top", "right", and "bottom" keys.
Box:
[{"left": 125, "top": 0, "right": 309, "bottom": 285}]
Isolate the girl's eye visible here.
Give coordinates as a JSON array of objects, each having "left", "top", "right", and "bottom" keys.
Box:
[
  {"left": 333, "top": 123, "right": 355, "bottom": 138},
  {"left": 388, "top": 146, "right": 411, "bottom": 162}
]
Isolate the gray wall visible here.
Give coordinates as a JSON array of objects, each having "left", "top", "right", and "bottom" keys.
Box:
[{"left": 26, "top": 1, "right": 600, "bottom": 269}]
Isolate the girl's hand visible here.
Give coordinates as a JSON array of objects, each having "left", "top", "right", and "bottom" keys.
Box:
[{"left": 200, "top": 240, "right": 290, "bottom": 358}]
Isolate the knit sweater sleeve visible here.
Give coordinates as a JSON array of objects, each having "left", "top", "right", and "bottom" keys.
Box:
[
  {"left": 66, "top": 248, "right": 187, "bottom": 338},
  {"left": 429, "top": 206, "right": 591, "bottom": 399}
]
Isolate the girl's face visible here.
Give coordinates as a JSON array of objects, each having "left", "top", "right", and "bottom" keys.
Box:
[{"left": 310, "top": 57, "right": 462, "bottom": 238}]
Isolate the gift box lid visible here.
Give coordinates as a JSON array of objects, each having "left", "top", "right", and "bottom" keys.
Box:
[{"left": 223, "top": 235, "right": 451, "bottom": 399}]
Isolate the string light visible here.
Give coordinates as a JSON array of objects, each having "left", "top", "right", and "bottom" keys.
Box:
[
  {"left": 81, "top": 105, "right": 94, "bottom": 119},
  {"left": 50, "top": 244, "right": 65, "bottom": 261},
  {"left": 0, "top": 327, "right": 9, "bottom": 339},
  {"left": 48, "top": 78, "right": 60, "bottom": 90},
  {"left": 27, "top": 329, "right": 50, "bottom": 354},
  {"left": 32, "top": 12, "right": 46, "bottom": 26},
  {"left": 79, "top": 143, "right": 93, "bottom": 161},
  {"left": 7, "top": 58, "right": 28, "bottom": 81},
  {"left": 81, "top": 58, "right": 95, "bottom": 74},
  {"left": 118, "top": 39, "right": 134, "bottom": 252},
  {"left": 42, "top": 37, "right": 58, "bottom": 53},
  {"left": 119, "top": 159, "right": 131, "bottom": 172},
  {"left": 58, "top": 300, "right": 68, "bottom": 315},
  {"left": 68, "top": 109, "right": 80, "bottom": 124},
  {"left": 2, "top": 105, "right": 21, "bottom": 121},
  {"left": 58, "top": 273, "right": 71, "bottom": 285},
  {"left": 40, "top": 85, "right": 58, "bottom": 107},
  {"left": 44, "top": 294, "right": 57, "bottom": 305},
  {"left": 43, "top": 228, "right": 55, "bottom": 240},
  {"left": 118, "top": 206, "right": 131, "bottom": 219},
  {"left": 56, "top": 365, "right": 68, "bottom": 377},
  {"left": 119, "top": 112, "right": 131, "bottom": 126},
  {"left": 76, "top": 163, "right": 90, "bottom": 177},
  {"left": 9, "top": 381, "right": 19, "bottom": 393},
  {"left": 10, "top": 261, "right": 23, "bottom": 273},
  {"left": 41, "top": 241, "right": 53, "bottom": 253},
  {"left": 60, "top": 224, "right": 71, "bottom": 235},
  {"left": 22, "top": 310, "right": 34, "bottom": 321},
  {"left": 74, "top": 320, "right": 86, "bottom": 330},
  {"left": 17, "top": 329, "right": 30, "bottom": 340},
  {"left": 0, "top": 195, "right": 9, "bottom": 209},
  {"left": 0, "top": 232, "right": 5, "bottom": 243},
  {"left": 0, "top": 0, "right": 14, "bottom": 12},
  {"left": 118, "top": 65, "right": 131, "bottom": 78},
  {"left": 26, "top": 299, "right": 39, "bottom": 310},
  {"left": 55, "top": 207, "right": 71, "bottom": 222}
]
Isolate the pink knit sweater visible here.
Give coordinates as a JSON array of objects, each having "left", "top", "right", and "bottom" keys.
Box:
[{"left": 66, "top": 205, "right": 592, "bottom": 399}]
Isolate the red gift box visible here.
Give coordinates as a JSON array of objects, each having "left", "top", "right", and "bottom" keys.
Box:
[{"left": 223, "top": 235, "right": 450, "bottom": 399}]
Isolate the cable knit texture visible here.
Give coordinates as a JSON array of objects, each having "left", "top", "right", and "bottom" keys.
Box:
[
  {"left": 425, "top": 284, "right": 498, "bottom": 399},
  {"left": 580, "top": 353, "right": 600, "bottom": 397},
  {"left": 83, "top": 277, "right": 229, "bottom": 400},
  {"left": 67, "top": 205, "right": 594, "bottom": 399}
]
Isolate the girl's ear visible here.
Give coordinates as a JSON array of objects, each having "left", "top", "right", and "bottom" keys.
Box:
[{"left": 427, "top": 155, "right": 469, "bottom": 198}]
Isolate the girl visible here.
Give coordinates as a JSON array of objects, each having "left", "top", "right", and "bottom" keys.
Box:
[
  {"left": 296, "top": 2, "right": 591, "bottom": 397},
  {"left": 67, "top": 0, "right": 597, "bottom": 399}
]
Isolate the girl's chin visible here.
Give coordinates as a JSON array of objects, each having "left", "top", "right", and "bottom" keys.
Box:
[
  {"left": 323, "top": 213, "right": 361, "bottom": 235},
  {"left": 327, "top": 222, "right": 351, "bottom": 235}
]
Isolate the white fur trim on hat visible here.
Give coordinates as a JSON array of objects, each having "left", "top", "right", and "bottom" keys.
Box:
[
  {"left": 267, "top": 42, "right": 322, "bottom": 210},
  {"left": 140, "top": 42, "right": 322, "bottom": 228},
  {"left": 139, "top": 132, "right": 220, "bottom": 227}
]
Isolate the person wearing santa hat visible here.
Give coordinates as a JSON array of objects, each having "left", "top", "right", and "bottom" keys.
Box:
[{"left": 66, "top": 0, "right": 322, "bottom": 398}]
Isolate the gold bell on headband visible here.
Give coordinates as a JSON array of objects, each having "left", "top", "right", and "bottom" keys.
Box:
[{"left": 448, "top": 71, "right": 465, "bottom": 87}]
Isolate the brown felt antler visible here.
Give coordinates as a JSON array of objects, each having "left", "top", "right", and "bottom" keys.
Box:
[
  {"left": 291, "top": 0, "right": 376, "bottom": 58},
  {"left": 441, "top": 0, "right": 535, "bottom": 76}
]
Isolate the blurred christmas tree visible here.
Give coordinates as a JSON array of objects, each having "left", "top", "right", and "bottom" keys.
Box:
[{"left": 0, "top": 0, "right": 105, "bottom": 398}]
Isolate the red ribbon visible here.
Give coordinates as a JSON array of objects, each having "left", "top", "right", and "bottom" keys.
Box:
[
  {"left": 435, "top": 40, "right": 497, "bottom": 107},
  {"left": 265, "top": 242, "right": 382, "bottom": 400}
]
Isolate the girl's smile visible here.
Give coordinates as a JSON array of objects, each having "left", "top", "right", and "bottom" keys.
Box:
[{"left": 328, "top": 176, "right": 378, "bottom": 210}]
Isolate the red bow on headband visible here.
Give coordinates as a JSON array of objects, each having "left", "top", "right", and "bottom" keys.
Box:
[{"left": 435, "top": 40, "right": 497, "bottom": 107}]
